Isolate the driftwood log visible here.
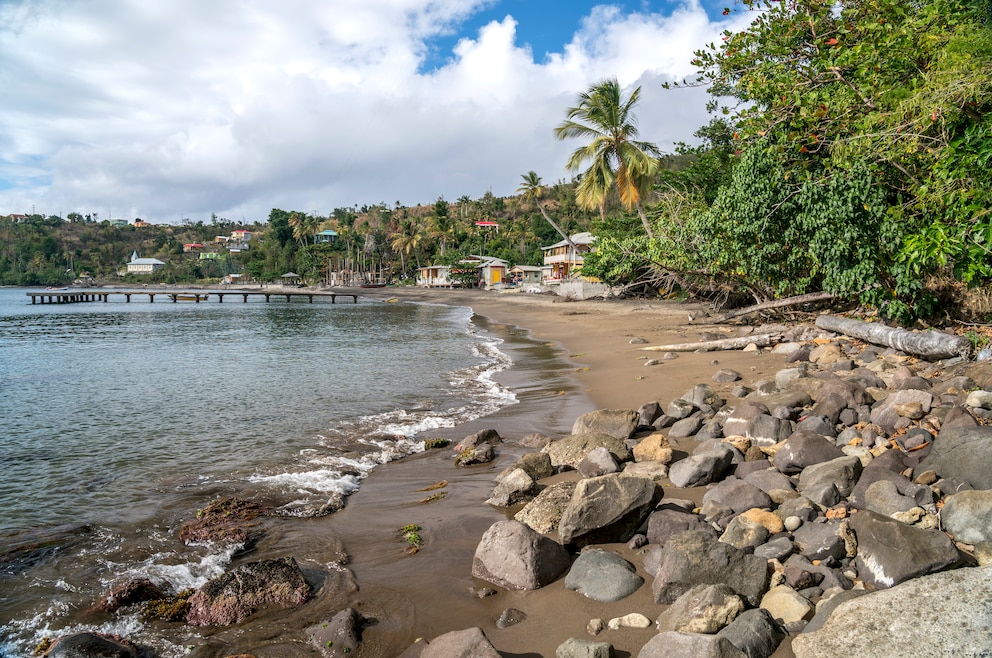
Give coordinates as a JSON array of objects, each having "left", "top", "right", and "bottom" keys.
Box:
[
  {"left": 814, "top": 315, "right": 972, "bottom": 360},
  {"left": 713, "top": 291, "right": 838, "bottom": 324},
  {"left": 639, "top": 333, "right": 783, "bottom": 353}
]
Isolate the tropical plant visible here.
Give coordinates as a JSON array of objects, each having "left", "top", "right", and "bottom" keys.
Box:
[
  {"left": 554, "top": 78, "right": 662, "bottom": 237},
  {"left": 516, "top": 171, "right": 576, "bottom": 253}
]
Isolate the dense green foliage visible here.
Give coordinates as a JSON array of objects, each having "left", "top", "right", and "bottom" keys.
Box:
[{"left": 588, "top": 0, "right": 991, "bottom": 320}]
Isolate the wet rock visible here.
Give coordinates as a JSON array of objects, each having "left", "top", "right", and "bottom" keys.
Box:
[
  {"left": 486, "top": 468, "right": 536, "bottom": 507},
  {"left": 471, "top": 520, "right": 570, "bottom": 591},
  {"left": 455, "top": 441, "right": 495, "bottom": 465},
  {"left": 564, "top": 549, "right": 643, "bottom": 602},
  {"left": 559, "top": 474, "right": 662, "bottom": 546},
  {"left": 495, "top": 608, "right": 527, "bottom": 629},
  {"left": 544, "top": 432, "right": 632, "bottom": 470},
  {"left": 41, "top": 632, "right": 139, "bottom": 658},
  {"left": 652, "top": 530, "right": 771, "bottom": 607},
  {"left": 309, "top": 607, "right": 362, "bottom": 657},
  {"left": 186, "top": 557, "right": 311, "bottom": 626},
  {"left": 850, "top": 510, "right": 961, "bottom": 589},
  {"left": 453, "top": 428, "right": 503, "bottom": 452},
  {"left": 397, "top": 627, "right": 500, "bottom": 658},
  {"left": 501, "top": 451, "right": 554, "bottom": 481},
  {"left": 792, "top": 566, "right": 992, "bottom": 658},
  {"left": 571, "top": 409, "right": 640, "bottom": 441},
  {"left": 178, "top": 497, "right": 269, "bottom": 548},
  {"left": 655, "top": 583, "right": 744, "bottom": 634},
  {"left": 96, "top": 578, "right": 165, "bottom": 613}
]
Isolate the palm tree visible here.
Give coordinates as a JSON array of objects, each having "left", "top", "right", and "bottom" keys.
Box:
[
  {"left": 516, "top": 171, "right": 577, "bottom": 254},
  {"left": 554, "top": 78, "right": 661, "bottom": 238}
]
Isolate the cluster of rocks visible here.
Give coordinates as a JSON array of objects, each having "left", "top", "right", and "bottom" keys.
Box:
[{"left": 405, "top": 324, "right": 992, "bottom": 657}]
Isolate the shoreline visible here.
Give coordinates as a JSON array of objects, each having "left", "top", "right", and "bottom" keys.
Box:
[{"left": 326, "top": 286, "right": 794, "bottom": 656}]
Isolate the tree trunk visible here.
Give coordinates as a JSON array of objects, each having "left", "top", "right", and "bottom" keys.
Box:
[
  {"left": 635, "top": 201, "right": 655, "bottom": 240},
  {"left": 713, "top": 291, "right": 838, "bottom": 324},
  {"left": 814, "top": 315, "right": 972, "bottom": 360},
  {"left": 639, "top": 332, "right": 783, "bottom": 352},
  {"left": 539, "top": 204, "right": 578, "bottom": 253}
]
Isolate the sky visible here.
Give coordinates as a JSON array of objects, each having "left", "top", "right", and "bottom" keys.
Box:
[{"left": 0, "top": 0, "right": 751, "bottom": 224}]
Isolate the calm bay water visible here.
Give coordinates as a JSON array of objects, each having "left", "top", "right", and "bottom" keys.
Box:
[{"left": 0, "top": 286, "right": 524, "bottom": 655}]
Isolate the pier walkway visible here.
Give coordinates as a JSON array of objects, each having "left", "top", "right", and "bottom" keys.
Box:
[{"left": 26, "top": 289, "right": 360, "bottom": 305}]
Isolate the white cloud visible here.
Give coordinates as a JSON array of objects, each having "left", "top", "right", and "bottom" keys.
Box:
[{"left": 0, "top": 0, "right": 745, "bottom": 222}]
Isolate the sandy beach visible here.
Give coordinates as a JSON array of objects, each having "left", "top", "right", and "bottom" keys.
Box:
[{"left": 320, "top": 286, "right": 794, "bottom": 657}]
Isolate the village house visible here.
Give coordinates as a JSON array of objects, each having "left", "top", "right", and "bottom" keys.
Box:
[
  {"left": 125, "top": 251, "right": 165, "bottom": 274},
  {"left": 541, "top": 231, "right": 596, "bottom": 283},
  {"left": 416, "top": 264, "right": 452, "bottom": 288},
  {"left": 315, "top": 229, "right": 338, "bottom": 244}
]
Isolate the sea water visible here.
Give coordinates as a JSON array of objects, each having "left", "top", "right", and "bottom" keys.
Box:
[{"left": 0, "top": 287, "right": 528, "bottom": 655}]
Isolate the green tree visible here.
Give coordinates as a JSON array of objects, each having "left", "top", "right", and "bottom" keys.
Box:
[
  {"left": 516, "top": 171, "right": 576, "bottom": 253},
  {"left": 554, "top": 78, "right": 662, "bottom": 237}
]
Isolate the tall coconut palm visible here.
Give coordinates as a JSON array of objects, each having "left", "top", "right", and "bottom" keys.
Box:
[
  {"left": 516, "top": 171, "right": 577, "bottom": 255},
  {"left": 554, "top": 78, "right": 661, "bottom": 238}
]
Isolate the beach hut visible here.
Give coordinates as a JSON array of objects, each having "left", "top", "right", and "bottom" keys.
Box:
[{"left": 416, "top": 265, "right": 452, "bottom": 288}]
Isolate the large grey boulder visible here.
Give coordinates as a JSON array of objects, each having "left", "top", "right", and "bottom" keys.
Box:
[
  {"left": 571, "top": 409, "right": 640, "bottom": 440},
  {"left": 471, "top": 520, "right": 570, "bottom": 591},
  {"left": 577, "top": 446, "right": 620, "bottom": 478},
  {"left": 638, "top": 631, "right": 747, "bottom": 658},
  {"left": 652, "top": 530, "right": 771, "bottom": 607},
  {"left": 558, "top": 474, "right": 662, "bottom": 545},
  {"left": 773, "top": 431, "right": 845, "bottom": 474},
  {"left": 792, "top": 566, "right": 992, "bottom": 658},
  {"left": 669, "top": 444, "right": 735, "bottom": 488},
  {"left": 654, "top": 583, "right": 744, "bottom": 634},
  {"left": 397, "top": 627, "right": 501, "bottom": 658},
  {"left": 920, "top": 426, "right": 992, "bottom": 490},
  {"left": 850, "top": 510, "right": 961, "bottom": 589},
  {"left": 453, "top": 428, "right": 503, "bottom": 451},
  {"left": 501, "top": 451, "right": 554, "bottom": 482},
  {"left": 798, "top": 456, "right": 862, "bottom": 499},
  {"left": 564, "top": 548, "right": 643, "bottom": 602},
  {"left": 645, "top": 509, "right": 716, "bottom": 547},
  {"left": 544, "top": 432, "right": 632, "bottom": 469},
  {"left": 941, "top": 490, "right": 992, "bottom": 544},
  {"left": 186, "top": 557, "right": 311, "bottom": 626},
  {"left": 792, "top": 521, "right": 851, "bottom": 562},
  {"left": 514, "top": 481, "right": 577, "bottom": 534},
  {"left": 702, "top": 478, "right": 773, "bottom": 514}
]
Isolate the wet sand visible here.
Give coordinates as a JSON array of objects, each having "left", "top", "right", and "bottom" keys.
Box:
[{"left": 319, "top": 287, "right": 792, "bottom": 657}]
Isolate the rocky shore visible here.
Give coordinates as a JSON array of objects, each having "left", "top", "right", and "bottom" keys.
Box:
[{"left": 34, "top": 291, "right": 992, "bottom": 657}]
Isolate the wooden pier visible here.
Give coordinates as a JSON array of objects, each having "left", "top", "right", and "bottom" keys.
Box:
[{"left": 27, "top": 289, "right": 360, "bottom": 305}]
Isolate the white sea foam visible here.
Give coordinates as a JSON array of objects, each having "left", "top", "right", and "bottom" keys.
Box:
[{"left": 249, "top": 469, "right": 362, "bottom": 495}]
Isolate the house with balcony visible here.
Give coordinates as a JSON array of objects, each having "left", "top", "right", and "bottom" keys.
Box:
[{"left": 541, "top": 232, "right": 596, "bottom": 283}]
